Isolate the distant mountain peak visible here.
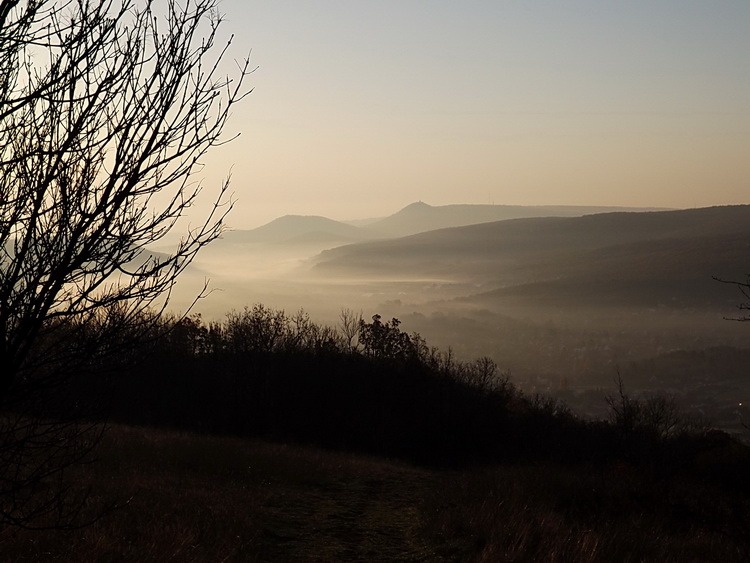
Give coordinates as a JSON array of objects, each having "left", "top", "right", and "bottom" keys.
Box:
[
  {"left": 272, "top": 214, "right": 331, "bottom": 224},
  {"left": 402, "top": 201, "right": 432, "bottom": 210},
  {"left": 216, "top": 214, "right": 378, "bottom": 245},
  {"left": 391, "top": 201, "right": 435, "bottom": 217}
]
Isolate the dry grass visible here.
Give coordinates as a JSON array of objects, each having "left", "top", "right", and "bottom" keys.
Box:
[
  {"left": 0, "top": 424, "right": 440, "bottom": 561},
  {"left": 1, "top": 424, "right": 748, "bottom": 562},
  {"left": 423, "top": 463, "right": 750, "bottom": 562}
]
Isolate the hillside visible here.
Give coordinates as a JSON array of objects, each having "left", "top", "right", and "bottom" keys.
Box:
[
  {"left": 9, "top": 310, "right": 750, "bottom": 561},
  {"left": 216, "top": 202, "right": 672, "bottom": 247},
  {"left": 218, "top": 214, "right": 381, "bottom": 246},
  {"left": 312, "top": 205, "right": 750, "bottom": 310},
  {"left": 362, "top": 201, "right": 671, "bottom": 237},
  {"left": 7, "top": 422, "right": 750, "bottom": 562}
]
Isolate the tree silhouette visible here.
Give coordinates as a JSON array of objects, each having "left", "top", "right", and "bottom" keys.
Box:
[
  {"left": 715, "top": 274, "right": 750, "bottom": 321},
  {"left": 358, "top": 315, "right": 416, "bottom": 360},
  {"left": 0, "top": 0, "right": 250, "bottom": 529}
]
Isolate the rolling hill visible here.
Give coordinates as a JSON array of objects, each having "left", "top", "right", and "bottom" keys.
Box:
[
  {"left": 311, "top": 205, "right": 750, "bottom": 311},
  {"left": 217, "top": 202, "right": 672, "bottom": 248},
  {"left": 360, "top": 201, "right": 671, "bottom": 237},
  {"left": 218, "top": 215, "right": 381, "bottom": 246}
]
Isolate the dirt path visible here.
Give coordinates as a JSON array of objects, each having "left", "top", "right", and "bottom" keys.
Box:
[
  {"left": 254, "top": 464, "right": 445, "bottom": 562},
  {"left": 1, "top": 428, "right": 458, "bottom": 562}
]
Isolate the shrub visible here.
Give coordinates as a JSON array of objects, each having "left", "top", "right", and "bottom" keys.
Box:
[{"left": 606, "top": 374, "right": 710, "bottom": 440}]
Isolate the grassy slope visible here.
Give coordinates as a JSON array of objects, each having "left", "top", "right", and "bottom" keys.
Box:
[
  {"left": 1, "top": 425, "right": 439, "bottom": 562},
  {"left": 2, "top": 424, "right": 749, "bottom": 562}
]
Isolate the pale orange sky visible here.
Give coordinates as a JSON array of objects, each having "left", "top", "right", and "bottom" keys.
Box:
[{"left": 197, "top": 1, "right": 750, "bottom": 228}]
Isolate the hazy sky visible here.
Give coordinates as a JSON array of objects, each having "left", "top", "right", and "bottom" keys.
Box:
[{"left": 201, "top": 1, "right": 750, "bottom": 228}]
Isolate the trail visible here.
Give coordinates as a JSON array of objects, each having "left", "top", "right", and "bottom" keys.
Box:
[{"left": 253, "top": 464, "right": 446, "bottom": 562}]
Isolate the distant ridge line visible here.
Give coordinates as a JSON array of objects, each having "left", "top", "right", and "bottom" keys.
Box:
[{"left": 361, "top": 202, "right": 672, "bottom": 237}]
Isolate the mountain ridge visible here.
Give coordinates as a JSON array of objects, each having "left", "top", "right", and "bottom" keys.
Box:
[
  {"left": 361, "top": 202, "right": 672, "bottom": 237},
  {"left": 310, "top": 205, "right": 750, "bottom": 310},
  {"left": 226, "top": 202, "right": 675, "bottom": 246},
  {"left": 218, "top": 214, "right": 381, "bottom": 246}
]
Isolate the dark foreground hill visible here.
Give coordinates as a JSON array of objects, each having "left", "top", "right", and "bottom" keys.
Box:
[
  {"left": 12, "top": 307, "right": 750, "bottom": 561},
  {"left": 5, "top": 423, "right": 749, "bottom": 562}
]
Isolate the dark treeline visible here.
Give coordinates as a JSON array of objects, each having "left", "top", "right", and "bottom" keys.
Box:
[{"left": 73, "top": 305, "right": 749, "bottom": 485}]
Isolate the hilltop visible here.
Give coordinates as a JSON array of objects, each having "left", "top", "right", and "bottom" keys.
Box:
[{"left": 216, "top": 214, "right": 379, "bottom": 246}]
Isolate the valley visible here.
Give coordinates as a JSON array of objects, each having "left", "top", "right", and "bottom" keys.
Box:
[{"left": 168, "top": 202, "right": 750, "bottom": 433}]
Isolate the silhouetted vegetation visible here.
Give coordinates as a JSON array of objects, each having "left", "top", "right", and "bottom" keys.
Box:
[
  {"left": 79, "top": 306, "right": 745, "bottom": 475},
  {"left": 87, "top": 306, "right": 516, "bottom": 466}
]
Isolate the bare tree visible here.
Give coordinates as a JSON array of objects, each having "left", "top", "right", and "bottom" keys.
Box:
[
  {"left": 714, "top": 275, "right": 750, "bottom": 321},
  {"left": 338, "top": 308, "right": 363, "bottom": 350},
  {"left": 0, "top": 0, "right": 251, "bottom": 528}
]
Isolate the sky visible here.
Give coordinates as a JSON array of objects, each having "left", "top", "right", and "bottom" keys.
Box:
[{"left": 198, "top": 0, "right": 750, "bottom": 229}]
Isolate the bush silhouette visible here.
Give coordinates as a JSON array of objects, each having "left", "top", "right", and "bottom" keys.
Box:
[{"left": 84, "top": 304, "right": 738, "bottom": 473}]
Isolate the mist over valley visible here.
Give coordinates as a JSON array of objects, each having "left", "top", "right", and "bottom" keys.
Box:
[{"left": 169, "top": 202, "right": 750, "bottom": 430}]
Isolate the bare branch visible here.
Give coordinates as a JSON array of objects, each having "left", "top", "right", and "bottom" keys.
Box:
[{"left": 0, "top": 0, "right": 250, "bottom": 529}]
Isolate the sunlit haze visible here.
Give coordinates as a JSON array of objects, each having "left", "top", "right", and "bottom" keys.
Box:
[{"left": 196, "top": 1, "right": 750, "bottom": 228}]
